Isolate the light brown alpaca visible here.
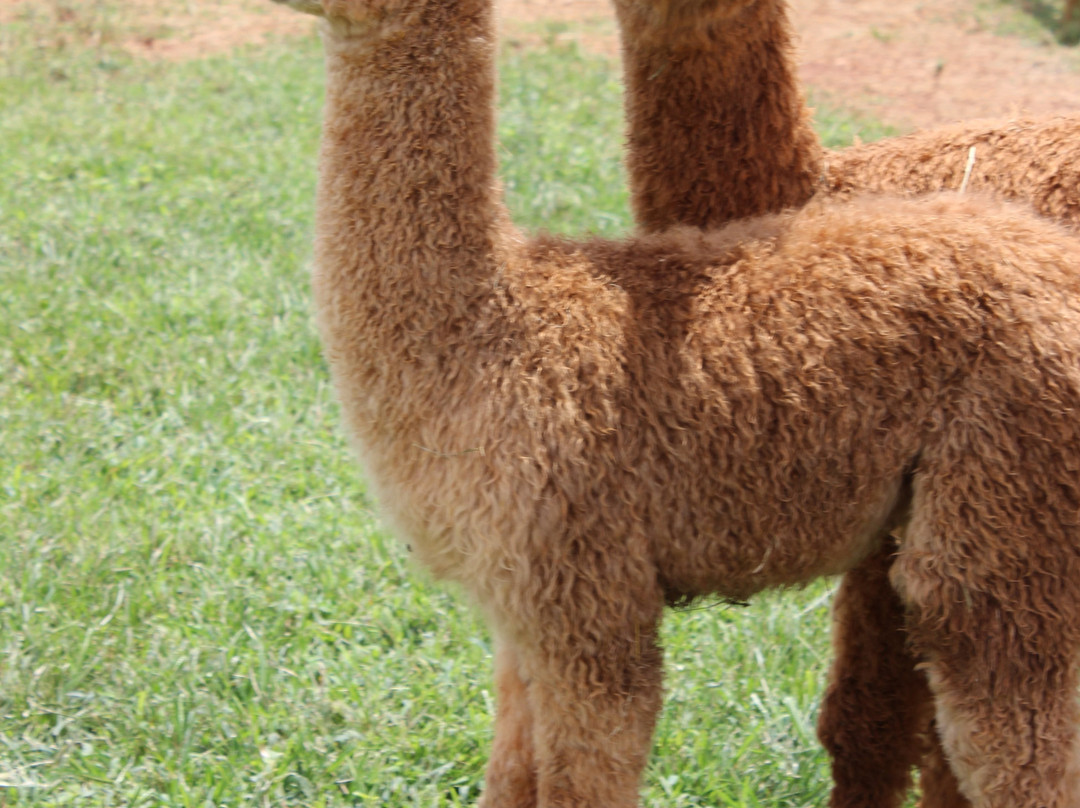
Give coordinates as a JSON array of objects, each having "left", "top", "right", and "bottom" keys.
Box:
[
  {"left": 614, "top": 2, "right": 1080, "bottom": 806},
  {"left": 276, "top": 0, "right": 1080, "bottom": 805}
]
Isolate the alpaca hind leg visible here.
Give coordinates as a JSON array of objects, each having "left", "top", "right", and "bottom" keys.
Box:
[
  {"left": 906, "top": 614, "right": 1080, "bottom": 808},
  {"left": 895, "top": 533, "right": 1080, "bottom": 806},
  {"left": 818, "top": 537, "right": 947, "bottom": 808},
  {"left": 919, "top": 721, "right": 970, "bottom": 808},
  {"left": 479, "top": 637, "right": 538, "bottom": 808}
]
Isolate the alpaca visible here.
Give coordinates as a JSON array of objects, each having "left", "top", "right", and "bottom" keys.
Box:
[
  {"left": 614, "top": 2, "right": 1079, "bottom": 805},
  {"left": 275, "top": 0, "right": 1080, "bottom": 806},
  {"left": 616, "top": 0, "right": 1080, "bottom": 234}
]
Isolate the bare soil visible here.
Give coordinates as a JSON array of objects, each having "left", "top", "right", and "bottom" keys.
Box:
[
  {"left": 500, "top": 0, "right": 1080, "bottom": 130},
  {"left": 4, "top": 0, "right": 1079, "bottom": 130},
  {"left": 789, "top": 0, "right": 1080, "bottom": 130}
]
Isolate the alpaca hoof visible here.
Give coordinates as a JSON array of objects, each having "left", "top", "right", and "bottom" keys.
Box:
[{"left": 271, "top": 0, "right": 326, "bottom": 17}]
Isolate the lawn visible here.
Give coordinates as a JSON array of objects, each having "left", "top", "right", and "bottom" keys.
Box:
[{"left": 2, "top": 12, "right": 894, "bottom": 806}]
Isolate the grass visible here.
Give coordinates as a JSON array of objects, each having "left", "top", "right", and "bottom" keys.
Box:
[
  {"left": 2, "top": 9, "right": 898, "bottom": 806},
  {"left": 975, "top": 0, "right": 1080, "bottom": 45}
]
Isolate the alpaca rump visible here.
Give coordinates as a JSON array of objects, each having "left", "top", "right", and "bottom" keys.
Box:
[
  {"left": 278, "top": 0, "right": 1080, "bottom": 805},
  {"left": 825, "top": 116, "right": 1080, "bottom": 230}
]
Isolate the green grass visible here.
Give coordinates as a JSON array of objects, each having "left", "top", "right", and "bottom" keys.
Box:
[
  {"left": 2, "top": 14, "right": 895, "bottom": 806},
  {"left": 808, "top": 93, "right": 900, "bottom": 150}
]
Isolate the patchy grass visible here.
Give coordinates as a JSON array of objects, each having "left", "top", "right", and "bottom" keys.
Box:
[
  {"left": 808, "top": 92, "right": 900, "bottom": 150},
  {"left": 975, "top": 0, "right": 1080, "bottom": 45},
  {"left": 0, "top": 0, "right": 312, "bottom": 61},
  {"left": 2, "top": 13, "right": 895, "bottom": 806}
]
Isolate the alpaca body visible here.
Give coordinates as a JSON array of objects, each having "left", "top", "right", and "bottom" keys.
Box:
[
  {"left": 325, "top": 191, "right": 1080, "bottom": 607},
  {"left": 287, "top": 1, "right": 1080, "bottom": 804}
]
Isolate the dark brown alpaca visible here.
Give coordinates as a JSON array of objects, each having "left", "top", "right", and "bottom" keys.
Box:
[
  {"left": 274, "top": 0, "right": 1080, "bottom": 805},
  {"left": 617, "top": 0, "right": 1079, "bottom": 232},
  {"left": 614, "top": 1, "right": 1080, "bottom": 806},
  {"left": 617, "top": 0, "right": 822, "bottom": 231}
]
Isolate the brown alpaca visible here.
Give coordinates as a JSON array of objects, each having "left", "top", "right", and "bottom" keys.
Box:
[
  {"left": 276, "top": 0, "right": 1080, "bottom": 806},
  {"left": 617, "top": 0, "right": 1080, "bottom": 235},
  {"left": 614, "top": 2, "right": 1080, "bottom": 806}
]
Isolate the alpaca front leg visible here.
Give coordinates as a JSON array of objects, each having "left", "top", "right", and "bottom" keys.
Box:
[
  {"left": 480, "top": 637, "right": 538, "bottom": 808},
  {"left": 918, "top": 725, "right": 970, "bottom": 808},
  {"left": 524, "top": 633, "right": 664, "bottom": 808}
]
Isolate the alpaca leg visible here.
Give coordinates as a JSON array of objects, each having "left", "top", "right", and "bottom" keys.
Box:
[
  {"left": 905, "top": 612, "right": 1080, "bottom": 807},
  {"left": 894, "top": 533, "right": 1080, "bottom": 806},
  {"left": 817, "top": 538, "right": 937, "bottom": 808},
  {"left": 522, "top": 629, "right": 664, "bottom": 808},
  {"left": 479, "top": 637, "right": 538, "bottom": 808},
  {"left": 919, "top": 722, "right": 970, "bottom": 808}
]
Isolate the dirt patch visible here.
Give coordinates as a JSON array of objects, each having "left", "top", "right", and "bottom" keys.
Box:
[
  {"left": 495, "top": 0, "right": 1080, "bottom": 130},
  {"left": 5, "top": 0, "right": 1079, "bottom": 131},
  {"left": 0, "top": 0, "right": 314, "bottom": 60},
  {"left": 121, "top": 1, "right": 314, "bottom": 61},
  {"left": 791, "top": 0, "right": 1080, "bottom": 130}
]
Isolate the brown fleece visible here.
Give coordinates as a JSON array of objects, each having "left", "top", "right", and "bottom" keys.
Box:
[
  {"left": 616, "top": 0, "right": 822, "bottom": 231},
  {"left": 276, "top": 1, "right": 1080, "bottom": 806},
  {"left": 816, "top": 538, "right": 934, "bottom": 808},
  {"left": 613, "top": 1, "right": 955, "bottom": 806},
  {"left": 826, "top": 116, "right": 1080, "bottom": 231},
  {"left": 485, "top": 642, "right": 540, "bottom": 807}
]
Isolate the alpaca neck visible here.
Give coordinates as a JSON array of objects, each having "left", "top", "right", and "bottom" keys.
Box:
[
  {"left": 617, "top": 0, "right": 823, "bottom": 231},
  {"left": 312, "top": 1, "right": 505, "bottom": 323}
]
